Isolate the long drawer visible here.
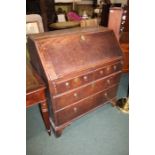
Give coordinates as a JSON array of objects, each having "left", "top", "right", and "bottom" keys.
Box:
[
  {"left": 55, "top": 85, "right": 118, "bottom": 126},
  {"left": 54, "top": 61, "right": 122, "bottom": 94},
  {"left": 53, "top": 72, "right": 121, "bottom": 111}
]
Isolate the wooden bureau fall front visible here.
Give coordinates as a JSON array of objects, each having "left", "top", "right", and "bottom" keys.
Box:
[{"left": 27, "top": 27, "right": 123, "bottom": 137}]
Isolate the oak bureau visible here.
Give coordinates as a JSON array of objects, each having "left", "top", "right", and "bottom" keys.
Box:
[{"left": 27, "top": 27, "right": 123, "bottom": 137}]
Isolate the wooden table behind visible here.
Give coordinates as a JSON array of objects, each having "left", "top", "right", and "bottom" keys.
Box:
[{"left": 26, "top": 63, "right": 51, "bottom": 135}]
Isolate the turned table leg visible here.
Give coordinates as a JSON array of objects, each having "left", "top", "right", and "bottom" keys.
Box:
[{"left": 40, "top": 101, "right": 51, "bottom": 135}]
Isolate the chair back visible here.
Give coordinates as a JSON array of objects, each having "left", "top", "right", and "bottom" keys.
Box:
[{"left": 26, "top": 14, "right": 44, "bottom": 35}]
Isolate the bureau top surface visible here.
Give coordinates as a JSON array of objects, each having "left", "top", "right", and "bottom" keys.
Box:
[{"left": 28, "top": 27, "right": 123, "bottom": 80}]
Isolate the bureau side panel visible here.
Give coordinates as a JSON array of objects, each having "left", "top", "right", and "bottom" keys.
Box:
[{"left": 27, "top": 38, "right": 56, "bottom": 122}]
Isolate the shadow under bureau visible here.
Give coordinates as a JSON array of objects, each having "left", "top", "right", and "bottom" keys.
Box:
[{"left": 27, "top": 27, "right": 123, "bottom": 137}]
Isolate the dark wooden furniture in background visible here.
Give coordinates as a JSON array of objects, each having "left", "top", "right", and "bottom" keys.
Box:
[
  {"left": 26, "top": 0, "right": 56, "bottom": 31},
  {"left": 108, "top": 0, "right": 129, "bottom": 72},
  {"left": 100, "top": 0, "right": 112, "bottom": 27},
  {"left": 119, "top": 0, "right": 129, "bottom": 72},
  {"left": 27, "top": 27, "right": 123, "bottom": 137},
  {"left": 119, "top": 0, "right": 129, "bottom": 34},
  {"left": 119, "top": 32, "right": 129, "bottom": 72},
  {"left": 108, "top": 7, "right": 123, "bottom": 40},
  {"left": 26, "top": 63, "right": 51, "bottom": 135}
]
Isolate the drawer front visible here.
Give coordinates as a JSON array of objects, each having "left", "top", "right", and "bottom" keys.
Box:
[
  {"left": 54, "top": 72, "right": 121, "bottom": 111},
  {"left": 55, "top": 85, "right": 118, "bottom": 125},
  {"left": 93, "top": 72, "right": 121, "bottom": 93},
  {"left": 55, "top": 61, "right": 122, "bottom": 95},
  {"left": 55, "top": 72, "right": 93, "bottom": 94},
  {"left": 94, "top": 62, "right": 122, "bottom": 80}
]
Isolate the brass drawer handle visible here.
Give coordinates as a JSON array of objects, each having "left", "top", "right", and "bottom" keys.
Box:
[
  {"left": 65, "top": 82, "right": 69, "bottom": 86},
  {"left": 99, "top": 70, "right": 103, "bottom": 75},
  {"left": 107, "top": 79, "right": 111, "bottom": 84},
  {"left": 83, "top": 76, "right": 88, "bottom": 81},
  {"left": 104, "top": 92, "right": 116, "bottom": 105},
  {"left": 104, "top": 93, "right": 108, "bottom": 97},
  {"left": 74, "top": 93, "right": 78, "bottom": 97},
  {"left": 113, "top": 65, "right": 117, "bottom": 71},
  {"left": 73, "top": 107, "right": 77, "bottom": 112},
  {"left": 80, "top": 35, "right": 85, "bottom": 41},
  {"left": 106, "top": 67, "right": 110, "bottom": 71}
]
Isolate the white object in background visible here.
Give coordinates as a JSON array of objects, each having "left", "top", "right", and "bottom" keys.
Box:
[
  {"left": 26, "top": 23, "right": 39, "bottom": 34},
  {"left": 57, "top": 14, "right": 66, "bottom": 22},
  {"left": 26, "top": 14, "right": 44, "bottom": 34},
  {"left": 94, "top": 8, "right": 100, "bottom": 14},
  {"left": 82, "top": 11, "right": 88, "bottom": 19}
]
